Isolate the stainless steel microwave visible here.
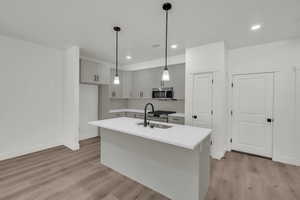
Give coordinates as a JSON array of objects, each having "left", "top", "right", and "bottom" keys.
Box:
[{"left": 152, "top": 87, "right": 174, "bottom": 99}]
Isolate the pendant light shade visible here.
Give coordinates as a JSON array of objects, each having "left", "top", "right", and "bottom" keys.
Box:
[
  {"left": 161, "top": 2, "right": 172, "bottom": 82},
  {"left": 113, "top": 26, "right": 121, "bottom": 85},
  {"left": 113, "top": 75, "right": 120, "bottom": 84},
  {"left": 162, "top": 69, "right": 170, "bottom": 81}
]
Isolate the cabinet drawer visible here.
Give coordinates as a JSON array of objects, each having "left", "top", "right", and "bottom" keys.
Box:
[{"left": 168, "top": 117, "right": 184, "bottom": 124}]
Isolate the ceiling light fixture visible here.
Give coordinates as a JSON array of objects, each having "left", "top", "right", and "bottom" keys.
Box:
[
  {"left": 126, "top": 55, "right": 132, "bottom": 60},
  {"left": 113, "top": 26, "right": 121, "bottom": 85},
  {"left": 171, "top": 44, "right": 178, "bottom": 49},
  {"left": 152, "top": 44, "right": 161, "bottom": 48},
  {"left": 161, "top": 2, "right": 172, "bottom": 82},
  {"left": 251, "top": 24, "right": 262, "bottom": 31}
]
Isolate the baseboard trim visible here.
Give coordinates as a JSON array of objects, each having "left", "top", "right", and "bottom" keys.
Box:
[
  {"left": 64, "top": 142, "right": 80, "bottom": 151},
  {"left": 211, "top": 150, "right": 225, "bottom": 160},
  {"left": 273, "top": 155, "right": 300, "bottom": 166},
  {"left": 79, "top": 133, "right": 98, "bottom": 141},
  {"left": 0, "top": 141, "right": 62, "bottom": 161}
]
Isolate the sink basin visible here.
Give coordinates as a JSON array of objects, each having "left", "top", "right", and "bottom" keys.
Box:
[{"left": 137, "top": 122, "right": 172, "bottom": 129}]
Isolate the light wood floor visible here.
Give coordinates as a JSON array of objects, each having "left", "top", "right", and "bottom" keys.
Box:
[{"left": 0, "top": 137, "right": 299, "bottom": 200}]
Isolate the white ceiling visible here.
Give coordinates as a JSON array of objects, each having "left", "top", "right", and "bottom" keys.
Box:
[{"left": 0, "top": 0, "right": 299, "bottom": 64}]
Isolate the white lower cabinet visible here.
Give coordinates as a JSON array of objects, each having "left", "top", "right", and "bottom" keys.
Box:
[{"left": 168, "top": 116, "right": 185, "bottom": 125}]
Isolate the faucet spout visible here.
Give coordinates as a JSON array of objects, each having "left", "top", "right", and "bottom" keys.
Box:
[{"left": 144, "top": 103, "right": 155, "bottom": 127}]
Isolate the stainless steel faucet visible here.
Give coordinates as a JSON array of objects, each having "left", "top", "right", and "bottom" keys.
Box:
[{"left": 144, "top": 103, "right": 155, "bottom": 127}]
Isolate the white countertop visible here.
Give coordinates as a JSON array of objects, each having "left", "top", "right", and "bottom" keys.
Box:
[
  {"left": 89, "top": 117, "right": 211, "bottom": 150},
  {"left": 109, "top": 109, "right": 145, "bottom": 114},
  {"left": 168, "top": 113, "right": 185, "bottom": 118}
]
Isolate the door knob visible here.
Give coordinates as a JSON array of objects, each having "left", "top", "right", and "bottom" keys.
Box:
[
  {"left": 192, "top": 115, "right": 197, "bottom": 119},
  {"left": 267, "top": 118, "right": 274, "bottom": 123}
]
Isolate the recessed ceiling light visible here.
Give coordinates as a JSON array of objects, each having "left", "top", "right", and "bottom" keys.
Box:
[
  {"left": 126, "top": 56, "right": 132, "bottom": 60},
  {"left": 152, "top": 44, "right": 160, "bottom": 48},
  {"left": 251, "top": 24, "right": 262, "bottom": 31},
  {"left": 170, "top": 44, "right": 178, "bottom": 49}
]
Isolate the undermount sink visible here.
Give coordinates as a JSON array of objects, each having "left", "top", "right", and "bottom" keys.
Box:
[{"left": 137, "top": 122, "right": 172, "bottom": 129}]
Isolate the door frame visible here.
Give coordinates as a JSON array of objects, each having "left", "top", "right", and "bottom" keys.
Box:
[
  {"left": 228, "top": 72, "right": 275, "bottom": 157},
  {"left": 295, "top": 67, "right": 300, "bottom": 139}
]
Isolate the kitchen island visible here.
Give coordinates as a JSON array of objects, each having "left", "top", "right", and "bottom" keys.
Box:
[{"left": 89, "top": 117, "right": 211, "bottom": 200}]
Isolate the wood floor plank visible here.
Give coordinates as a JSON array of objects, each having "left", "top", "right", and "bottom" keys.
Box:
[{"left": 1, "top": 137, "right": 299, "bottom": 200}]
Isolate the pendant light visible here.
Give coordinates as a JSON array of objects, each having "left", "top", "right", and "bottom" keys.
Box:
[
  {"left": 162, "top": 2, "right": 172, "bottom": 82},
  {"left": 113, "top": 26, "right": 121, "bottom": 85}
]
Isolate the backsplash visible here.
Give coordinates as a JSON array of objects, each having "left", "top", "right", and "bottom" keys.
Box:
[
  {"left": 127, "top": 99, "right": 184, "bottom": 113},
  {"left": 100, "top": 85, "right": 185, "bottom": 120}
]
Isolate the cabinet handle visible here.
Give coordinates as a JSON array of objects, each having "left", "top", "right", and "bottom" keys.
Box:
[{"left": 192, "top": 115, "right": 197, "bottom": 119}]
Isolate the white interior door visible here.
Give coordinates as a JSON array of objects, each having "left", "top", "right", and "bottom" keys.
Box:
[
  {"left": 232, "top": 73, "right": 274, "bottom": 157},
  {"left": 191, "top": 73, "right": 213, "bottom": 129}
]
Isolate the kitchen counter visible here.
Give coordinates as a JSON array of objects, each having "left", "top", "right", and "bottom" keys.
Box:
[
  {"left": 168, "top": 112, "right": 185, "bottom": 118},
  {"left": 89, "top": 117, "right": 211, "bottom": 200},
  {"left": 89, "top": 117, "right": 210, "bottom": 150}
]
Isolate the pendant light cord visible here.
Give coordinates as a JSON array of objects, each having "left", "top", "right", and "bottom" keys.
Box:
[
  {"left": 164, "top": 10, "right": 168, "bottom": 71},
  {"left": 116, "top": 30, "right": 119, "bottom": 76}
]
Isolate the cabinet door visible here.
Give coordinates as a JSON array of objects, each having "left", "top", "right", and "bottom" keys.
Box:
[
  {"left": 132, "top": 68, "right": 160, "bottom": 98},
  {"left": 168, "top": 116, "right": 184, "bottom": 124},
  {"left": 163, "top": 64, "right": 185, "bottom": 99},
  {"left": 110, "top": 69, "right": 123, "bottom": 98},
  {"left": 80, "top": 59, "right": 98, "bottom": 84},
  {"left": 122, "top": 71, "right": 133, "bottom": 98},
  {"left": 132, "top": 70, "right": 143, "bottom": 98},
  {"left": 97, "top": 63, "right": 110, "bottom": 85}
]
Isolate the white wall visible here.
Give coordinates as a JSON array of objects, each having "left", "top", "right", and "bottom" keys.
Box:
[
  {"left": 185, "top": 42, "right": 228, "bottom": 159},
  {"left": 79, "top": 84, "right": 99, "bottom": 140},
  {"left": 228, "top": 39, "right": 300, "bottom": 166},
  {"left": 122, "top": 54, "right": 185, "bottom": 71},
  {"left": 63, "top": 46, "right": 80, "bottom": 150},
  {"left": 0, "top": 35, "right": 65, "bottom": 160}
]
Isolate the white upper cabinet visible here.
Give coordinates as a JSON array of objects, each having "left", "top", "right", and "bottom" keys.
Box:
[
  {"left": 163, "top": 64, "right": 185, "bottom": 99},
  {"left": 80, "top": 59, "right": 110, "bottom": 85},
  {"left": 108, "top": 64, "right": 185, "bottom": 100},
  {"left": 132, "top": 68, "right": 161, "bottom": 98},
  {"left": 109, "top": 69, "right": 123, "bottom": 98},
  {"left": 122, "top": 71, "right": 133, "bottom": 98}
]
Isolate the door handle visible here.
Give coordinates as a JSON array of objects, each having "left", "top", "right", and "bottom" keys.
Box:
[
  {"left": 267, "top": 118, "right": 274, "bottom": 123},
  {"left": 192, "top": 115, "right": 197, "bottom": 119}
]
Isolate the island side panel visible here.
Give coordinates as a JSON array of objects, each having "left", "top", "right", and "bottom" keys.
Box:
[
  {"left": 198, "top": 136, "right": 211, "bottom": 200},
  {"left": 100, "top": 128, "right": 210, "bottom": 200}
]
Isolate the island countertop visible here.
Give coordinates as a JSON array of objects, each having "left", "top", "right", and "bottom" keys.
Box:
[{"left": 89, "top": 117, "right": 211, "bottom": 150}]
